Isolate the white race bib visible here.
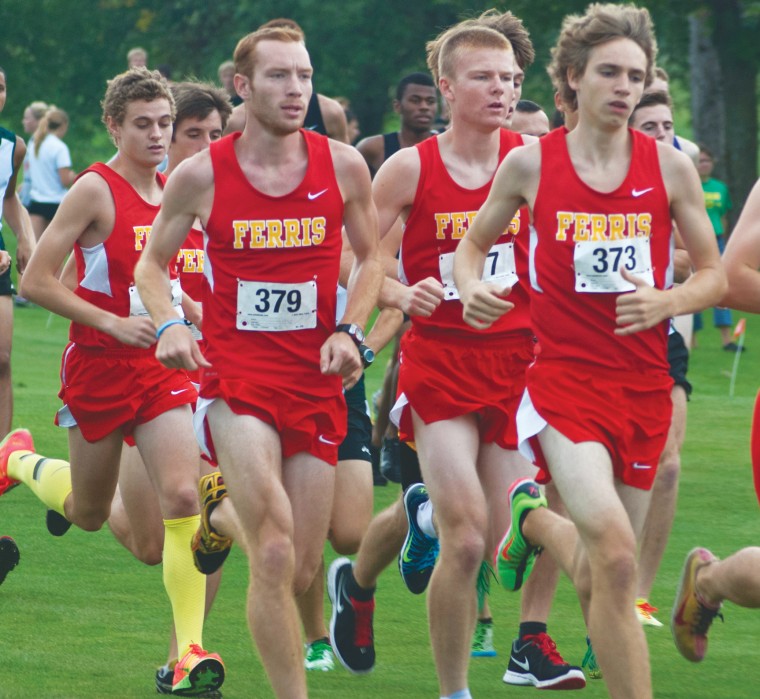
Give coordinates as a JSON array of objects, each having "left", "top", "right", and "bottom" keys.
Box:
[
  {"left": 439, "top": 242, "right": 518, "bottom": 301},
  {"left": 574, "top": 237, "right": 654, "bottom": 293},
  {"left": 237, "top": 279, "right": 317, "bottom": 331},
  {"left": 129, "top": 277, "right": 183, "bottom": 317}
]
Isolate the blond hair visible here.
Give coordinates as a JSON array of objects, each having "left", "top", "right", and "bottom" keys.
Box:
[
  {"left": 427, "top": 24, "right": 511, "bottom": 86},
  {"left": 33, "top": 107, "right": 69, "bottom": 155}
]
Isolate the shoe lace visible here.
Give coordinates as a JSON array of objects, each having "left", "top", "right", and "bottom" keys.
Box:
[
  {"left": 186, "top": 643, "right": 205, "bottom": 659},
  {"left": 525, "top": 633, "right": 565, "bottom": 665},
  {"left": 409, "top": 530, "right": 440, "bottom": 571},
  {"left": 352, "top": 597, "right": 375, "bottom": 647},
  {"left": 694, "top": 603, "right": 723, "bottom": 636}
]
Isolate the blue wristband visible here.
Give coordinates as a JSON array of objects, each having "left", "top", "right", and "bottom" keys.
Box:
[{"left": 155, "top": 317, "right": 189, "bottom": 340}]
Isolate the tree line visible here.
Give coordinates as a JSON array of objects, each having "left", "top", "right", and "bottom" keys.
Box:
[{"left": 1, "top": 0, "right": 757, "bottom": 215}]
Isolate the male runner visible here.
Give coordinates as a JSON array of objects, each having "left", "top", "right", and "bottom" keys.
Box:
[
  {"left": 330, "top": 19, "right": 584, "bottom": 698},
  {"left": 0, "top": 68, "right": 224, "bottom": 696},
  {"left": 99, "top": 79, "right": 232, "bottom": 696},
  {"left": 629, "top": 89, "right": 693, "bottom": 628},
  {"left": 454, "top": 5, "right": 725, "bottom": 698},
  {"left": 225, "top": 18, "right": 349, "bottom": 143},
  {"left": 356, "top": 72, "right": 437, "bottom": 176},
  {"left": 668, "top": 176, "right": 760, "bottom": 663},
  {"left": 133, "top": 27, "right": 382, "bottom": 699}
]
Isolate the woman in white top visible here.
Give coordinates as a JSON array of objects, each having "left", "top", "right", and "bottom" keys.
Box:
[
  {"left": 19, "top": 100, "right": 48, "bottom": 208},
  {"left": 27, "top": 107, "right": 76, "bottom": 241}
]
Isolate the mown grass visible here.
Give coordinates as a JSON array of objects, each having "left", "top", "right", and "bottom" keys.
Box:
[{"left": 1, "top": 291, "right": 759, "bottom": 697}]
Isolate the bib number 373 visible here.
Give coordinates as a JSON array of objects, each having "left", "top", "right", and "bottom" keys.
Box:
[
  {"left": 574, "top": 237, "right": 654, "bottom": 293},
  {"left": 237, "top": 279, "right": 317, "bottom": 331}
]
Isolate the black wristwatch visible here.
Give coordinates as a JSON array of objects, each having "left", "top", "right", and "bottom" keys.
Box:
[
  {"left": 335, "top": 323, "right": 365, "bottom": 344},
  {"left": 335, "top": 323, "right": 375, "bottom": 368}
]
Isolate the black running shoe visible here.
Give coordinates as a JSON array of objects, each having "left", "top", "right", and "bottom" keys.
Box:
[
  {"left": 328, "top": 557, "right": 375, "bottom": 674},
  {"left": 503, "top": 633, "right": 586, "bottom": 689},
  {"left": 46, "top": 509, "right": 72, "bottom": 536},
  {"left": 399, "top": 483, "right": 439, "bottom": 594},
  {"left": 0, "top": 536, "right": 20, "bottom": 585}
]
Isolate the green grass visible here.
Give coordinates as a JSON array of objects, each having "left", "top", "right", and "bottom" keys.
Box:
[{"left": 2, "top": 297, "right": 760, "bottom": 697}]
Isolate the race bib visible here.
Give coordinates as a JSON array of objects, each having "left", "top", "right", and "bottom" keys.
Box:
[
  {"left": 129, "top": 277, "right": 183, "bottom": 317},
  {"left": 439, "top": 242, "right": 518, "bottom": 301},
  {"left": 237, "top": 279, "right": 317, "bottom": 331},
  {"left": 574, "top": 238, "right": 654, "bottom": 293}
]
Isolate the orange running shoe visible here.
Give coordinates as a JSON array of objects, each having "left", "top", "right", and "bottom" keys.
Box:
[
  {"left": 172, "top": 644, "right": 225, "bottom": 695},
  {"left": 0, "top": 429, "right": 34, "bottom": 495}
]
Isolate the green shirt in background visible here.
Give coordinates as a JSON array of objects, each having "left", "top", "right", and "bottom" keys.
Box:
[{"left": 702, "top": 177, "right": 732, "bottom": 236}]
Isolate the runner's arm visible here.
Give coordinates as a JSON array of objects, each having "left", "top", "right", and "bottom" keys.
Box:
[
  {"left": 135, "top": 152, "right": 213, "bottom": 368},
  {"left": 21, "top": 173, "right": 156, "bottom": 347},
  {"left": 722, "top": 178, "right": 760, "bottom": 313}
]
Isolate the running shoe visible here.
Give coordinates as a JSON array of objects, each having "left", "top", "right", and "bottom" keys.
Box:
[
  {"left": 380, "top": 436, "right": 402, "bottom": 483},
  {"left": 0, "top": 428, "right": 33, "bottom": 495},
  {"left": 46, "top": 509, "right": 72, "bottom": 537},
  {"left": 172, "top": 644, "right": 225, "bottom": 696},
  {"left": 155, "top": 662, "right": 223, "bottom": 697},
  {"left": 636, "top": 597, "right": 664, "bottom": 627},
  {"left": 304, "top": 637, "right": 335, "bottom": 671},
  {"left": 494, "top": 479, "right": 546, "bottom": 591},
  {"left": 504, "top": 632, "right": 586, "bottom": 689},
  {"left": 328, "top": 557, "right": 375, "bottom": 674},
  {"left": 399, "top": 483, "right": 439, "bottom": 594},
  {"left": 192, "top": 473, "right": 232, "bottom": 575},
  {"left": 471, "top": 619, "right": 496, "bottom": 657},
  {"left": 0, "top": 536, "right": 20, "bottom": 585},
  {"left": 582, "top": 636, "right": 602, "bottom": 679},
  {"left": 671, "top": 547, "right": 723, "bottom": 662}
]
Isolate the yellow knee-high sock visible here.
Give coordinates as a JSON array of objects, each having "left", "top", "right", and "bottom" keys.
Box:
[
  {"left": 164, "top": 515, "right": 206, "bottom": 658},
  {"left": 7, "top": 452, "right": 72, "bottom": 516}
]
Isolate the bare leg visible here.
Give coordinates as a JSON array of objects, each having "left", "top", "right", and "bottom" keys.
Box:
[
  {"left": 299, "top": 457, "right": 372, "bottom": 643},
  {"left": 698, "top": 548, "right": 760, "bottom": 608},
  {"left": 208, "top": 400, "right": 334, "bottom": 699},
  {"left": 532, "top": 426, "right": 652, "bottom": 699},
  {"left": 0, "top": 296, "right": 12, "bottom": 437},
  {"left": 354, "top": 495, "right": 407, "bottom": 589},
  {"left": 519, "top": 481, "right": 565, "bottom": 623},
  {"left": 638, "top": 386, "right": 687, "bottom": 599}
]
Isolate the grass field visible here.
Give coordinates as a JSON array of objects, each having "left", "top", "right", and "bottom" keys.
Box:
[{"left": 1, "top": 299, "right": 760, "bottom": 698}]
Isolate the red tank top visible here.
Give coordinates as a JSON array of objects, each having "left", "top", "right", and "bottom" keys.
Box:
[
  {"left": 70, "top": 162, "right": 167, "bottom": 350},
  {"left": 177, "top": 227, "right": 205, "bottom": 302},
  {"left": 531, "top": 128, "right": 672, "bottom": 373},
  {"left": 400, "top": 129, "right": 531, "bottom": 338},
  {"left": 202, "top": 130, "right": 344, "bottom": 394}
]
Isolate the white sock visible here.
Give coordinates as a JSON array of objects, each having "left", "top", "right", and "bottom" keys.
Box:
[{"left": 416, "top": 498, "right": 437, "bottom": 538}]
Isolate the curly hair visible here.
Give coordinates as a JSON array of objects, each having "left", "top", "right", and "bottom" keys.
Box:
[{"left": 548, "top": 3, "right": 657, "bottom": 112}]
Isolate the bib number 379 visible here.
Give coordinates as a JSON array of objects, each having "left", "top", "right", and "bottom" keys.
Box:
[{"left": 237, "top": 279, "right": 317, "bottom": 331}]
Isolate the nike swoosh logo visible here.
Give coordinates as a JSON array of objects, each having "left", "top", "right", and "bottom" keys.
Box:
[
  {"left": 673, "top": 600, "right": 688, "bottom": 626},
  {"left": 632, "top": 462, "right": 652, "bottom": 469},
  {"left": 318, "top": 434, "right": 338, "bottom": 445},
  {"left": 334, "top": 573, "right": 345, "bottom": 614},
  {"left": 171, "top": 389, "right": 188, "bottom": 396},
  {"left": 511, "top": 656, "right": 531, "bottom": 671},
  {"left": 308, "top": 189, "right": 328, "bottom": 200},
  {"left": 632, "top": 187, "right": 654, "bottom": 197}
]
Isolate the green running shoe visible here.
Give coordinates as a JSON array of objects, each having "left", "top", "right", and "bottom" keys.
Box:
[
  {"left": 471, "top": 619, "right": 496, "bottom": 657},
  {"left": 494, "top": 479, "right": 546, "bottom": 591},
  {"left": 582, "top": 637, "right": 602, "bottom": 680},
  {"left": 304, "top": 637, "right": 335, "bottom": 671}
]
